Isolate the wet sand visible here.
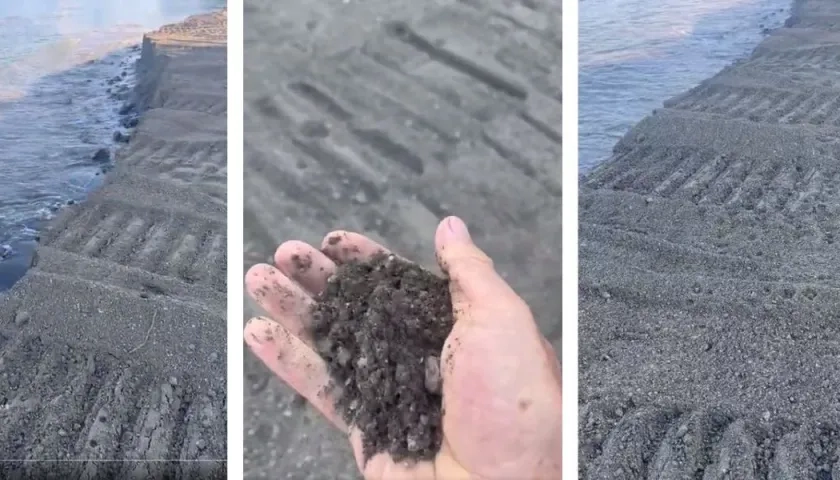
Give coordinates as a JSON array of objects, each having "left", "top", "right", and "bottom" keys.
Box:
[
  {"left": 243, "top": 0, "right": 560, "bottom": 477},
  {"left": 580, "top": 0, "right": 840, "bottom": 477},
  {"left": 0, "top": 10, "right": 227, "bottom": 478}
]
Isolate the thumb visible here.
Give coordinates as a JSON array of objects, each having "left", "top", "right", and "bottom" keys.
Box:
[{"left": 434, "top": 216, "right": 521, "bottom": 310}]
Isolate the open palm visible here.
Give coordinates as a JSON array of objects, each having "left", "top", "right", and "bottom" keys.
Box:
[{"left": 245, "top": 217, "right": 562, "bottom": 479}]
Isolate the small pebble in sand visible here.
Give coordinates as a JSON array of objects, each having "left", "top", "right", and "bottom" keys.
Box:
[
  {"left": 424, "top": 356, "right": 442, "bottom": 394},
  {"left": 336, "top": 346, "right": 352, "bottom": 366},
  {"left": 92, "top": 148, "right": 111, "bottom": 163},
  {"left": 14, "top": 311, "right": 30, "bottom": 326}
]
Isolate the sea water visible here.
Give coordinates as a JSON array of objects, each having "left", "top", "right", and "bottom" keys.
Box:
[{"left": 580, "top": 0, "right": 791, "bottom": 173}]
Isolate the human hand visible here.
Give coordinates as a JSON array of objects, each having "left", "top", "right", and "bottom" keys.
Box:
[{"left": 245, "top": 216, "right": 562, "bottom": 479}]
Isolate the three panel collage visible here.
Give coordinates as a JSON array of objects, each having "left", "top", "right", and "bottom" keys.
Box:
[{"left": 0, "top": 0, "right": 833, "bottom": 478}]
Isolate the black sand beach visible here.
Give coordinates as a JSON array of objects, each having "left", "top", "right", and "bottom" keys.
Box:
[
  {"left": 0, "top": 10, "right": 227, "bottom": 478},
  {"left": 580, "top": 0, "right": 840, "bottom": 477},
  {"left": 243, "top": 0, "right": 560, "bottom": 477}
]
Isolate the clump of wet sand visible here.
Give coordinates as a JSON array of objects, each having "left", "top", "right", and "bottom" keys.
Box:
[{"left": 309, "top": 250, "right": 454, "bottom": 463}]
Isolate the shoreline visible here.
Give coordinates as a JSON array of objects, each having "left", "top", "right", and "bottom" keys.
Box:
[
  {"left": 580, "top": 0, "right": 840, "bottom": 476},
  {"left": 579, "top": 0, "right": 791, "bottom": 173},
  {"left": 0, "top": 9, "right": 227, "bottom": 478},
  {"left": 0, "top": 45, "right": 143, "bottom": 290}
]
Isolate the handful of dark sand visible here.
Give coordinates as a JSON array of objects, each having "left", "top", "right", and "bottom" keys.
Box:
[{"left": 310, "top": 252, "right": 454, "bottom": 463}]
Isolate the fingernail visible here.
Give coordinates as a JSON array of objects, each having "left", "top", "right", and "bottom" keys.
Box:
[{"left": 445, "top": 216, "right": 471, "bottom": 242}]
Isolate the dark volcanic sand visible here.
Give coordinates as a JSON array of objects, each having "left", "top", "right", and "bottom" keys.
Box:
[
  {"left": 579, "top": 0, "right": 840, "bottom": 477},
  {"left": 310, "top": 252, "right": 453, "bottom": 463}
]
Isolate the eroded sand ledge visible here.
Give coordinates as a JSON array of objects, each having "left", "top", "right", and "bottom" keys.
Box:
[
  {"left": 0, "top": 10, "right": 227, "bottom": 478},
  {"left": 580, "top": 0, "right": 840, "bottom": 477}
]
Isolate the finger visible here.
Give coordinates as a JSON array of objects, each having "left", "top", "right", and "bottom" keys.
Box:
[
  {"left": 320, "top": 231, "right": 390, "bottom": 264},
  {"left": 245, "top": 316, "right": 347, "bottom": 433},
  {"left": 434, "top": 216, "right": 523, "bottom": 309},
  {"left": 349, "top": 430, "right": 437, "bottom": 479},
  {"left": 245, "top": 263, "right": 314, "bottom": 342},
  {"left": 349, "top": 430, "right": 369, "bottom": 474},
  {"left": 274, "top": 240, "right": 337, "bottom": 296},
  {"left": 543, "top": 338, "right": 561, "bottom": 383},
  {"left": 435, "top": 440, "right": 473, "bottom": 480},
  {"left": 348, "top": 430, "right": 397, "bottom": 479}
]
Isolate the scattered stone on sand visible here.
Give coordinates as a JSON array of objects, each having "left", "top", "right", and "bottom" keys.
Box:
[
  {"left": 92, "top": 148, "right": 111, "bottom": 163},
  {"left": 121, "top": 116, "right": 139, "bottom": 128},
  {"left": 310, "top": 251, "right": 454, "bottom": 463},
  {"left": 119, "top": 103, "right": 135, "bottom": 115},
  {"left": 14, "top": 310, "right": 30, "bottom": 326}
]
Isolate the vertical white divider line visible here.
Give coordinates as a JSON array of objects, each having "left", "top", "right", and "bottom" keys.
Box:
[
  {"left": 561, "top": 0, "right": 579, "bottom": 476},
  {"left": 227, "top": 0, "right": 245, "bottom": 477}
]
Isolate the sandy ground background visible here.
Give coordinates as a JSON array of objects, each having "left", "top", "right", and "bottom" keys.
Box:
[
  {"left": 243, "top": 0, "right": 560, "bottom": 477},
  {"left": 580, "top": 0, "right": 840, "bottom": 477},
  {"left": 0, "top": 10, "right": 227, "bottom": 478}
]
